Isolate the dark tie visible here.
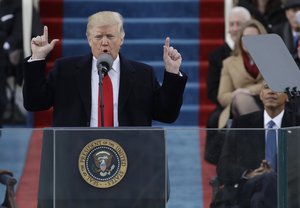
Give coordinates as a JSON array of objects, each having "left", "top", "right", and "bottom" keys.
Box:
[
  {"left": 265, "top": 120, "right": 276, "bottom": 170},
  {"left": 98, "top": 75, "right": 113, "bottom": 127}
]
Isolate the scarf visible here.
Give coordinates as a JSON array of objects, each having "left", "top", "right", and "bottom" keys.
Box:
[{"left": 242, "top": 50, "right": 259, "bottom": 79}]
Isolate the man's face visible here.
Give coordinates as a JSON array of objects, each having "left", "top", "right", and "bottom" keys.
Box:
[
  {"left": 260, "top": 83, "right": 288, "bottom": 111},
  {"left": 87, "top": 24, "right": 124, "bottom": 60},
  {"left": 228, "top": 11, "right": 248, "bottom": 42},
  {"left": 285, "top": 7, "right": 300, "bottom": 31}
]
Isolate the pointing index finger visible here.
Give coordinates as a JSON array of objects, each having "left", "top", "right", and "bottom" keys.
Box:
[
  {"left": 164, "top": 37, "right": 170, "bottom": 48},
  {"left": 44, "top": 25, "right": 48, "bottom": 42}
]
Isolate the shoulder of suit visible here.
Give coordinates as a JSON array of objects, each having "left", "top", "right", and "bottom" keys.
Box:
[
  {"left": 124, "top": 58, "right": 153, "bottom": 70},
  {"left": 222, "top": 55, "right": 241, "bottom": 66},
  {"left": 232, "top": 111, "right": 262, "bottom": 128},
  {"left": 58, "top": 54, "right": 91, "bottom": 63},
  {"left": 271, "top": 21, "right": 289, "bottom": 33},
  {"left": 209, "top": 43, "right": 231, "bottom": 58}
]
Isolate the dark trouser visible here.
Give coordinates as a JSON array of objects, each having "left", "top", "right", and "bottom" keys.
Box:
[
  {"left": 238, "top": 172, "right": 277, "bottom": 208},
  {"left": 205, "top": 106, "right": 224, "bottom": 165}
]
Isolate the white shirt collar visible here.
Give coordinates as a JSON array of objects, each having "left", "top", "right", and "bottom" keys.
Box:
[
  {"left": 111, "top": 55, "right": 120, "bottom": 73},
  {"left": 264, "top": 110, "right": 284, "bottom": 128},
  {"left": 92, "top": 56, "right": 97, "bottom": 73},
  {"left": 225, "top": 33, "right": 234, "bottom": 50},
  {"left": 90, "top": 55, "right": 121, "bottom": 127},
  {"left": 92, "top": 55, "right": 120, "bottom": 73},
  {"left": 293, "top": 31, "right": 300, "bottom": 38}
]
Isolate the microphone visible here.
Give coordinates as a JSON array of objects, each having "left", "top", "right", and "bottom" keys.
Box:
[
  {"left": 96, "top": 53, "right": 113, "bottom": 76},
  {"left": 96, "top": 53, "right": 113, "bottom": 127}
]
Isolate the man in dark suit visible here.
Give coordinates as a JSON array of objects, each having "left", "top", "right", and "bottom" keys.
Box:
[
  {"left": 237, "top": 0, "right": 287, "bottom": 32},
  {"left": 272, "top": 0, "right": 300, "bottom": 61},
  {"left": 0, "top": 0, "right": 43, "bottom": 128},
  {"left": 217, "top": 81, "right": 299, "bottom": 207},
  {"left": 22, "top": 11, "right": 187, "bottom": 127},
  {"left": 205, "top": 6, "right": 251, "bottom": 164},
  {"left": 0, "top": 0, "right": 23, "bottom": 128}
]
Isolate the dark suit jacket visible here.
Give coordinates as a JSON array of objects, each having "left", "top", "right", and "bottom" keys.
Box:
[
  {"left": 0, "top": 0, "right": 22, "bottom": 54},
  {"left": 0, "top": 0, "right": 23, "bottom": 127},
  {"left": 0, "top": 0, "right": 42, "bottom": 87},
  {"left": 272, "top": 22, "right": 298, "bottom": 60},
  {"left": 271, "top": 21, "right": 300, "bottom": 69},
  {"left": 217, "top": 110, "right": 296, "bottom": 185},
  {"left": 237, "top": 0, "right": 286, "bottom": 32},
  {"left": 0, "top": 0, "right": 43, "bottom": 56},
  {"left": 206, "top": 42, "right": 231, "bottom": 105},
  {"left": 23, "top": 53, "right": 187, "bottom": 127}
]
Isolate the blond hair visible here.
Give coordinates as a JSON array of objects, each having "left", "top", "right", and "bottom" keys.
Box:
[
  {"left": 232, "top": 19, "right": 267, "bottom": 56},
  {"left": 86, "top": 11, "right": 125, "bottom": 39}
]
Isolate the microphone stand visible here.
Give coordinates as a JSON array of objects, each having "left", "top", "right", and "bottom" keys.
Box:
[{"left": 98, "top": 70, "right": 105, "bottom": 127}]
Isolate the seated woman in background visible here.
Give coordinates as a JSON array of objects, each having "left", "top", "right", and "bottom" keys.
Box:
[{"left": 217, "top": 19, "right": 267, "bottom": 128}]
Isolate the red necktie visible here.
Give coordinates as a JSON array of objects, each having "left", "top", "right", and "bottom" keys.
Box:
[{"left": 98, "top": 75, "right": 113, "bottom": 127}]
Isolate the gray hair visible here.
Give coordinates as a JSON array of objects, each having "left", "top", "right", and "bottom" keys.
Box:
[{"left": 230, "top": 6, "right": 251, "bottom": 21}]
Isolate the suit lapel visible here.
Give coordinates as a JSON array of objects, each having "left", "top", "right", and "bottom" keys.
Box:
[
  {"left": 75, "top": 54, "right": 93, "bottom": 120},
  {"left": 73, "top": 54, "right": 137, "bottom": 123},
  {"left": 254, "top": 111, "right": 264, "bottom": 128},
  {"left": 284, "top": 23, "right": 295, "bottom": 53},
  {"left": 282, "top": 111, "right": 295, "bottom": 127},
  {"left": 248, "top": 112, "right": 265, "bottom": 154},
  {"left": 118, "top": 56, "right": 135, "bottom": 114}
]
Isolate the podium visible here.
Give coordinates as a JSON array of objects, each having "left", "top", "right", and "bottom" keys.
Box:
[{"left": 37, "top": 128, "right": 167, "bottom": 208}]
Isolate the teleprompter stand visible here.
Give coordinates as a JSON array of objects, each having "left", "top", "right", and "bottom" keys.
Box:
[{"left": 243, "top": 34, "right": 300, "bottom": 125}]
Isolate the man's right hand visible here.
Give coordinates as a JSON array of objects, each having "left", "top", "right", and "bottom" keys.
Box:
[
  {"left": 31, "top": 26, "right": 59, "bottom": 60},
  {"left": 246, "top": 160, "right": 272, "bottom": 179}
]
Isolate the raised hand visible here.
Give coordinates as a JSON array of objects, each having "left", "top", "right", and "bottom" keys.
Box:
[
  {"left": 31, "top": 26, "right": 59, "bottom": 59},
  {"left": 163, "top": 37, "right": 182, "bottom": 74}
]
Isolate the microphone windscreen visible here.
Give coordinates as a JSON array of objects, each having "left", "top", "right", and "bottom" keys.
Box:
[{"left": 96, "top": 54, "right": 114, "bottom": 75}]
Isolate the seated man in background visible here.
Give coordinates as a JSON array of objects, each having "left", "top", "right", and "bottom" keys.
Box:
[
  {"left": 272, "top": 0, "right": 300, "bottom": 60},
  {"left": 205, "top": 6, "right": 251, "bottom": 165},
  {"left": 217, "top": 81, "right": 300, "bottom": 208},
  {"left": 236, "top": 0, "right": 286, "bottom": 32}
]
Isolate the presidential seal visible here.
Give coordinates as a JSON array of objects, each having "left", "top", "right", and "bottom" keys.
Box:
[{"left": 78, "top": 139, "right": 128, "bottom": 188}]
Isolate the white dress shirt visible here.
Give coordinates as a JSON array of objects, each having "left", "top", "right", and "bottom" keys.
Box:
[
  {"left": 263, "top": 110, "right": 284, "bottom": 147},
  {"left": 90, "top": 55, "right": 120, "bottom": 127}
]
